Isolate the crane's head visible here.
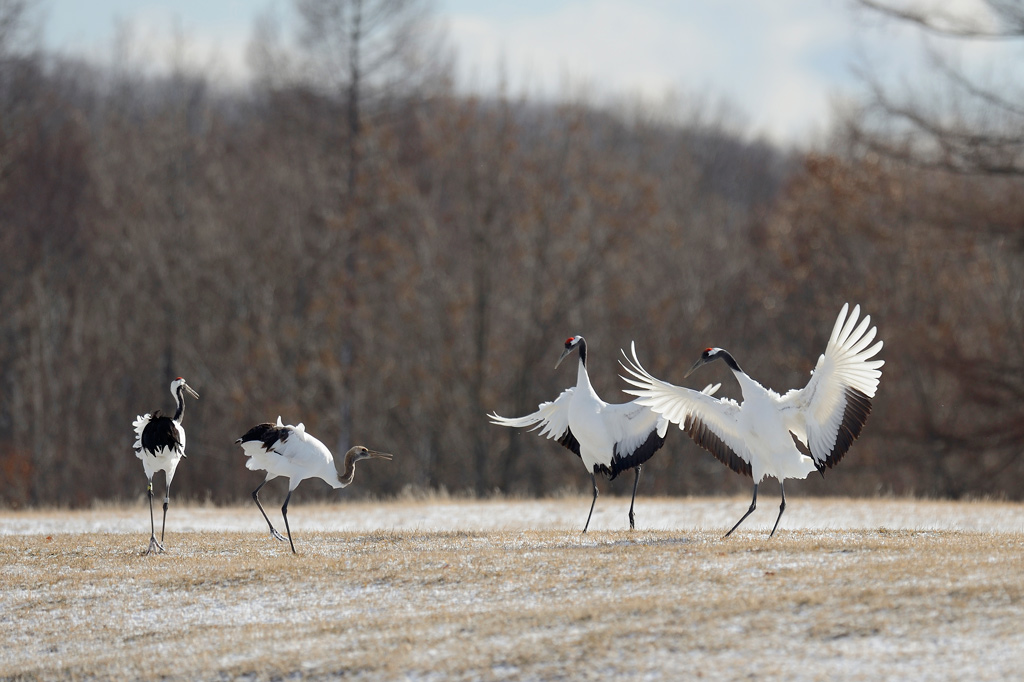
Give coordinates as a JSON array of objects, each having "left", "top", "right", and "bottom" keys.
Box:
[
  {"left": 336, "top": 446, "right": 394, "bottom": 487},
  {"left": 347, "top": 446, "right": 393, "bottom": 462},
  {"left": 170, "top": 377, "right": 200, "bottom": 400},
  {"left": 555, "top": 335, "right": 586, "bottom": 368},
  {"left": 684, "top": 348, "right": 735, "bottom": 378}
]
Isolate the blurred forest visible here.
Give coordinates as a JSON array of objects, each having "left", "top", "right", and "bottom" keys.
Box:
[{"left": 0, "top": 0, "right": 1022, "bottom": 507}]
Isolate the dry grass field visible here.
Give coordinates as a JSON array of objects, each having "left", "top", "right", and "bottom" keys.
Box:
[{"left": 2, "top": 497, "right": 1023, "bottom": 681}]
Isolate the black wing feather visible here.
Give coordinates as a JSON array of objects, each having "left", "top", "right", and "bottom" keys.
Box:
[
  {"left": 558, "top": 427, "right": 581, "bottom": 458},
  {"left": 686, "top": 414, "right": 752, "bottom": 479},
  {"left": 140, "top": 411, "right": 182, "bottom": 455},
  {"left": 819, "top": 387, "right": 873, "bottom": 472},
  {"left": 605, "top": 428, "right": 666, "bottom": 480},
  {"left": 235, "top": 422, "right": 291, "bottom": 450}
]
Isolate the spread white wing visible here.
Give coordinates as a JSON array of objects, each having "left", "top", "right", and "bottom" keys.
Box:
[
  {"left": 599, "top": 382, "right": 720, "bottom": 475},
  {"left": 488, "top": 388, "right": 580, "bottom": 454},
  {"left": 620, "top": 343, "right": 754, "bottom": 478},
  {"left": 776, "top": 303, "right": 884, "bottom": 472}
]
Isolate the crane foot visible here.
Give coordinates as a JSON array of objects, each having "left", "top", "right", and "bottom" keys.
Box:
[{"left": 145, "top": 535, "right": 165, "bottom": 555}]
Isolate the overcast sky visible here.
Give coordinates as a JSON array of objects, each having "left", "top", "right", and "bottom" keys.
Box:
[{"left": 38, "top": 1, "right": 1008, "bottom": 145}]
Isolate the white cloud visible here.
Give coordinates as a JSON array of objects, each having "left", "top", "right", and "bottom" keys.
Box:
[{"left": 442, "top": 0, "right": 859, "bottom": 144}]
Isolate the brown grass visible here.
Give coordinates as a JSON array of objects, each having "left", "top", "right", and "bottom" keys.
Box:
[{"left": 1, "top": 501, "right": 1023, "bottom": 680}]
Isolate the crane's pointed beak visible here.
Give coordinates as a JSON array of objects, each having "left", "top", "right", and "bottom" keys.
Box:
[
  {"left": 555, "top": 347, "right": 574, "bottom": 369},
  {"left": 184, "top": 384, "right": 200, "bottom": 399},
  {"left": 683, "top": 357, "right": 707, "bottom": 379},
  {"left": 366, "top": 450, "right": 393, "bottom": 461}
]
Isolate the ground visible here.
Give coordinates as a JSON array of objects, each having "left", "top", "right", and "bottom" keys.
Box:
[{"left": 1, "top": 496, "right": 1023, "bottom": 680}]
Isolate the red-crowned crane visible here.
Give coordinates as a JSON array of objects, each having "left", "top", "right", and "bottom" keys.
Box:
[
  {"left": 235, "top": 417, "right": 392, "bottom": 553},
  {"left": 488, "top": 335, "right": 719, "bottom": 532},
  {"left": 132, "top": 377, "right": 200, "bottom": 554},
  {"left": 620, "top": 303, "right": 884, "bottom": 538}
]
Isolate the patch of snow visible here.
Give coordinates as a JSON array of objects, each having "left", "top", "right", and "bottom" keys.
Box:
[{"left": 2, "top": 497, "right": 1023, "bottom": 536}]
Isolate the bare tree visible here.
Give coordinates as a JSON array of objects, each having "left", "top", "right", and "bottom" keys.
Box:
[
  {"left": 852, "top": 0, "right": 1024, "bottom": 176},
  {"left": 845, "top": 0, "right": 1024, "bottom": 494},
  {"left": 292, "top": 0, "right": 434, "bottom": 196},
  {"left": 0, "top": 0, "right": 34, "bottom": 54},
  {"left": 248, "top": 0, "right": 439, "bottom": 459}
]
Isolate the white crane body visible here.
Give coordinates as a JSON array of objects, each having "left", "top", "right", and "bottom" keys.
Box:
[
  {"left": 733, "top": 374, "right": 817, "bottom": 483},
  {"left": 239, "top": 419, "right": 343, "bottom": 491},
  {"left": 567, "top": 360, "right": 660, "bottom": 476},
  {"left": 133, "top": 419, "right": 187, "bottom": 483}
]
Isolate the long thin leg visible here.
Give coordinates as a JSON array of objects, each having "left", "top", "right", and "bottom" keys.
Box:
[
  {"left": 145, "top": 479, "right": 164, "bottom": 554},
  {"left": 160, "top": 476, "right": 172, "bottom": 543},
  {"left": 281, "top": 490, "right": 296, "bottom": 554},
  {"left": 769, "top": 481, "right": 787, "bottom": 538},
  {"left": 252, "top": 480, "right": 288, "bottom": 542},
  {"left": 582, "top": 472, "right": 598, "bottom": 533},
  {"left": 724, "top": 483, "right": 758, "bottom": 538},
  {"left": 628, "top": 465, "right": 642, "bottom": 530}
]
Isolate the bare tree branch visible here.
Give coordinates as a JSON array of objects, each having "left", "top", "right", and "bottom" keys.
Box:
[
  {"left": 853, "top": 1, "right": 1024, "bottom": 175},
  {"left": 857, "top": 0, "right": 1024, "bottom": 40}
]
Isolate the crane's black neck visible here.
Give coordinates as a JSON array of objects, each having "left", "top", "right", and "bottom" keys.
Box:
[
  {"left": 716, "top": 349, "right": 742, "bottom": 374},
  {"left": 577, "top": 338, "right": 587, "bottom": 367},
  {"left": 173, "top": 385, "right": 186, "bottom": 422}
]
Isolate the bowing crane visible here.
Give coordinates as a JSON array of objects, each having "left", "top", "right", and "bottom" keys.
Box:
[
  {"left": 621, "top": 303, "right": 883, "bottom": 537},
  {"left": 132, "top": 377, "right": 200, "bottom": 554},
  {"left": 235, "top": 417, "right": 392, "bottom": 553},
  {"left": 489, "top": 335, "right": 719, "bottom": 532}
]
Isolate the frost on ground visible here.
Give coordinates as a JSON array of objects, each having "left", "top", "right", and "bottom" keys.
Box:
[
  {"left": 3, "top": 495, "right": 1024, "bottom": 536},
  {"left": 1, "top": 498, "right": 1023, "bottom": 681}
]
